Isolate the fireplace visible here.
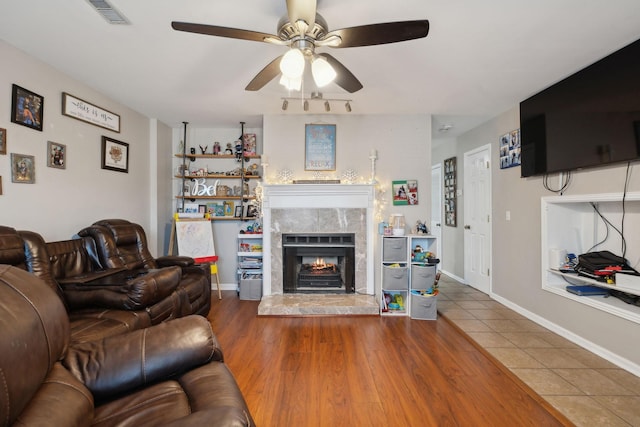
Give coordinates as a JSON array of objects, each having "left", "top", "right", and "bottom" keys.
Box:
[
  {"left": 261, "top": 184, "right": 375, "bottom": 296},
  {"left": 282, "top": 233, "right": 355, "bottom": 293}
]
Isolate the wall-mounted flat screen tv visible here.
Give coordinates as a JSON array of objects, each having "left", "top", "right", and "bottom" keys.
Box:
[{"left": 520, "top": 38, "right": 640, "bottom": 177}]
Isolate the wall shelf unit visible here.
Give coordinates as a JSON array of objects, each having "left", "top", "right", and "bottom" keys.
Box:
[{"left": 541, "top": 192, "right": 640, "bottom": 324}]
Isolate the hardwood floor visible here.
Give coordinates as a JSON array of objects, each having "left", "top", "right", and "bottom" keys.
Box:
[{"left": 208, "top": 292, "right": 573, "bottom": 426}]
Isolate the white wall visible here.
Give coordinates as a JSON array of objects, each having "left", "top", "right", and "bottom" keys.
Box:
[
  {"left": 439, "top": 106, "right": 640, "bottom": 370},
  {"left": 0, "top": 40, "right": 161, "bottom": 249}
]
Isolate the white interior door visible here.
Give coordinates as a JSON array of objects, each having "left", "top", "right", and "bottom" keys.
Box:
[
  {"left": 431, "top": 164, "right": 442, "bottom": 268},
  {"left": 463, "top": 144, "right": 491, "bottom": 294}
]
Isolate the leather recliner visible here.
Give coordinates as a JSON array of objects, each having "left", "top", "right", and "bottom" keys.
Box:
[
  {"left": 0, "top": 225, "right": 191, "bottom": 345},
  {"left": 78, "top": 219, "right": 211, "bottom": 318},
  {"left": 0, "top": 264, "right": 254, "bottom": 426}
]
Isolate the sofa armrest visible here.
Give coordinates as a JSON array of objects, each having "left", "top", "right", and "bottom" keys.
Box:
[
  {"left": 63, "top": 315, "right": 224, "bottom": 400},
  {"left": 156, "top": 255, "right": 195, "bottom": 268},
  {"left": 61, "top": 266, "right": 182, "bottom": 311}
]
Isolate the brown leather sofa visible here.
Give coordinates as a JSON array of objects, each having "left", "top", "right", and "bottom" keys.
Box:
[
  {"left": 0, "top": 264, "right": 254, "bottom": 426},
  {"left": 78, "top": 219, "right": 211, "bottom": 317},
  {"left": 0, "top": 225, "right": 207, "bottom": 345}
]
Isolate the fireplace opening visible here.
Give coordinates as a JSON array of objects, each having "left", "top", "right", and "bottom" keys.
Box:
[{"left": 282, "top": 233, "right": 355, "bottom": 293}]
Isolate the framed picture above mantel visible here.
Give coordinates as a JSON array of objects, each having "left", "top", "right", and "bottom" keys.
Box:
[
  {"left": 304, "top": 123, "right": 336, "bottom": 171},
  {"left": 62, "top": 92, "right": 121, "bottom": 133}
]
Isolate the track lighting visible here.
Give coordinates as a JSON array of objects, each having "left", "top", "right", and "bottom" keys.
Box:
[{"left": 279, "top": 94, "right": 352, "bottom": 113}]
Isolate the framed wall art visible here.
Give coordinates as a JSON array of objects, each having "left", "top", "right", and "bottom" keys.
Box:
[
  {"left": 0, "top": 128, "right": 6, "bottom": 154},
  {"left": 305, "top": 123, "right": 336, "bottom": 171},
  {"left": 101, "top": 136, "right": 129, "bottom": 173},
  {"left": 392, "top": 180, "right": 419, "bottom": 205},
  {"left": 11, "top": 153, "right": 35, "bottom": 183},
  {"left": 62, "top": 92, "right": 121, "bottom": 133},
  {"left": 499, "top": 129, "right": 521, "bottom": 169},
  {"left": 11, "top": 84, "right": 43, "bottom": 131},
  {"left": 444, "top": 157, "right": 457, "bottom": 226},
  {"left": 47, "top": 141, "right": 66, "bottom": 169}
]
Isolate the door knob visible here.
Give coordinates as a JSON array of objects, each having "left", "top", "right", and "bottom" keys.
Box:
[{"left": 464, "top": 225, "right": 471, "bottom": 229}]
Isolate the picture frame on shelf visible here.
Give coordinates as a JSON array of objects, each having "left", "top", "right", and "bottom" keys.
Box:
[
  {"left": 62, "top": 92, "right": 120, "bottom": 133},
  {"left": 0, "top": 128, "right": 6, "bottom": 154},
  {"left": 245, "top": 204, "right": 259, "bottom": 218},
  {"left": 223, "top": 201, "right": 234, "bottom": 216},
  {"left": 305, "top": 123, "right": 336, "bottom": 171},
  {"left": 11, "top": 84, "right": 43, "bottom": 131},
  {"left": 101, "top": 136, "right": 129, "bottom": 173},
  {"left": 234, "top": 205, "right": 243, "bottom": 218},
  {"left": 47, "top": 141, "right": 66, "bottom": 169},
  {"left": 11, "top": 153, "right": 35, "bottom": 183}
]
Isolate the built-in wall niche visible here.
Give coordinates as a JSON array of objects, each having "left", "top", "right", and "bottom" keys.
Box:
[{"left": 542, "top": 192, "right": 640, "bottom": 323}]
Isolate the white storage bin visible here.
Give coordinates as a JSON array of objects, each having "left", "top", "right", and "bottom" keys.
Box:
[
  {"left": 410, "top": 294, "right": 437, "bottom": 320},
  {"left": 411, "top": 264, "right": 436, "bottom": 289},
  {"left": 239, "top": 278, "right": 262, "bottom": 300},
  {"left": 383, "top": 237, "right": 407, "bottom": 262},
  {"left": 382, "top": 265, "right": 409, "bottom": 290}
]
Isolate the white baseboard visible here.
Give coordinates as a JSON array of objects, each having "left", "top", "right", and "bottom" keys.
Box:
[
  {"left": 441, "top": 269, "right": 466, "bottom": 285},
  {"left": 491, "top": 293, "right": 640, "bottom": 377}
]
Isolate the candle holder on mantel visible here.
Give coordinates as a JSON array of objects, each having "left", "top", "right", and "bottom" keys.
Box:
[{"left": 369, "top": 149, "right": 378, "bottom": 184}]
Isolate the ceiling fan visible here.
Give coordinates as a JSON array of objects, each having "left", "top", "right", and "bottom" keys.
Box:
[{"left": 171, "top": 0, "right": 429, "bottom": 93}]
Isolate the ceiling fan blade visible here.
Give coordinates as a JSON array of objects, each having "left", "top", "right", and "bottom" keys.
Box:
[
  {"left": 324, "top": 20, "right": 429, "bottom": 48},
  {"left": 286, "top": 0, "right": 316, "bottom": 32},
  {"left": 318, "top": 53, "right": 363, "bottom": 93},
  {"left": 171, "top": 21, "right": 277, "bottom": 43},
  {"left": 245, "top": 55, "right": 284, "bottom": 91}
]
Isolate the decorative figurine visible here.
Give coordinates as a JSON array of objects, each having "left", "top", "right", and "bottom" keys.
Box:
[
  {"left": 235, "top": 140, "right": 243, "bottom": 161},
  {"left": 415, "top": 220, "right": 428, "bottom": 235},
  {"left": 224, "top": 143, "right": 233, "bottom": 155},
  {"left": 199, "top": 145, "right": 208, "bottom": 155},
  {"left": 213, "top": 141, "right": 221, "bottom": 155}
]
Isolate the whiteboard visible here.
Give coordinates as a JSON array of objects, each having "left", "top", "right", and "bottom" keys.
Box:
[{"left": 175, "top": 220, "right": 216, "bottom": 258}]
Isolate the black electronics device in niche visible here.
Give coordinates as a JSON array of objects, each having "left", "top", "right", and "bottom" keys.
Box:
[{"left": 520, "top": 38, "right": 640, "bottom": 177}]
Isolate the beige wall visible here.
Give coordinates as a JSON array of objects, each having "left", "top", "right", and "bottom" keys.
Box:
[
  {"left": 0, "top": 40, "right": 172, "bottom": 254},
  {"left": 435, "top": 106, "right": 640, "bottom": 370}
]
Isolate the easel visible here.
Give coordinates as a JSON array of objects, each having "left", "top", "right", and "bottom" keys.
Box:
[{"left": 169, "top": 213, "right": 221, "bottom": 299}]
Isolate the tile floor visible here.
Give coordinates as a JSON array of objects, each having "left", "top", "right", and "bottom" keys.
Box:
[{"left": 437, "top": 274, "right": 640, "bottom": 427}]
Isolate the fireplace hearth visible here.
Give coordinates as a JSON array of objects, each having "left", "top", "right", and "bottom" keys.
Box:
[{"left": 283, "top": 233, "right": 355, "bottom": 293}]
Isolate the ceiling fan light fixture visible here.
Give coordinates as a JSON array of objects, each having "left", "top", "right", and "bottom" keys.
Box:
[
  {"left": 279, "top": 74, "right": 302, "bottom": 91},
  {"left": 311, "top": 56, "right": 336, "bottom": 87},
  {"left": 280, "top": 48, "right": 305, "bottom": 79}
]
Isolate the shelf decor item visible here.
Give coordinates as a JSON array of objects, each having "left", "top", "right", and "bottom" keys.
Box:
[
  {"left": 101, "top": 136, "right": 129, "bottom": 173},
  {"left": 62, "top": 92, "right": 120, "bottom": 133},
  {"left": 305, "top": 124, "right": 336, "bottom": 171},
  {"left": 11, "top": 84, "right": 43, "bottom": 131},
  {"left": 11, "top": 153, "right": 35, "bottom": 183}
]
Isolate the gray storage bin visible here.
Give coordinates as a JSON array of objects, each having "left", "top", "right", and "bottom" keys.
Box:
[
  {"left": 410, "top": 294, "right": 437, "bottom": 320},
  {"left": 382, "top": 265, "right": 408, "bottom": 290},
  {"left": 239, "top": 278, "right": 262, "bottom": 300},
  {"left": 383, "top": 237, "right": 407, "bottom": 262},
  {"left": 411, "top": 264, "right": 436, "bottom": 290}
]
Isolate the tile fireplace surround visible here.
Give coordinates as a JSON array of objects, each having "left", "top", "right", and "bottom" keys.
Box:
[{"left": 261, "top": 184, "right": 376, "bottom": 299}]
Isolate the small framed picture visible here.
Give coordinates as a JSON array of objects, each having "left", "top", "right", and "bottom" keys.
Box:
[
  {"left": 0, "top": 176, "right": 3, "bottom": 195},
  {"left": 101, "top": 136, "right": 129, "bottom": 173},
  {"left": 0, "top": 128, "right": 6, "bottom": 155},
  {"left": 245, "top": 204, "right": 259, "bottom": 218},
  {"left": 47, "top": 141, "right": 66, "bottom": 169},
  {"left": 11, "top": 153, "right": 35, "bottom": 183},
  {"left": 198, "top": 204, "right": 207, "bottom": 214},
  {"left": 234, "top": 205, "right": 243, "bottom": 218},
  {"left": 11, "top": 84, "right": 44, "bottom": 131}
]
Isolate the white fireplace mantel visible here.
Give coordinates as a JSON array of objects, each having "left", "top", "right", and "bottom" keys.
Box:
[{"left": 262, "top": 184, "right": 376, "bottom": 296}]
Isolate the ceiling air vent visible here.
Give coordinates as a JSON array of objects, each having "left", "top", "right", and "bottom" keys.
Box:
[{"left": 86, "top": 0, "right": 129, "bottom": 24}]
